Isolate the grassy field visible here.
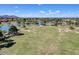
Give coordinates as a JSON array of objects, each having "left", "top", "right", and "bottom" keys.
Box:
[{"left": 0, "top": 26, "right": 79, "bottom": 55}]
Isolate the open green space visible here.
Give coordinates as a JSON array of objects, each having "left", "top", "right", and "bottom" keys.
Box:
[{"left": 0, "top": 26, "right": 79, "bottom": 55}]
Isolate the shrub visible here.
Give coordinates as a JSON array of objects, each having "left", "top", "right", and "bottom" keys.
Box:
[
  {"left": 69, "top": 26, "right": 75, "bottom": 30},
  {"left": 0, "top": 30, "right": 3, "bottom": 33},
  {"left": 0, "top": 30, "right": 6, "bottom": 34},
  {"left": 0, "top": 30, "right": 3, "bottom": 37}
]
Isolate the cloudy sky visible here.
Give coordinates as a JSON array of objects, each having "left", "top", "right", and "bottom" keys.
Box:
[{"left": 0, "top": 4, "right": 79, "bottom": 17}]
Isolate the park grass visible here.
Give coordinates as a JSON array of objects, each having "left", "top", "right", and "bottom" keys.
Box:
[{"left": 0, "top": 26, "right": 79, "bottom": 55}]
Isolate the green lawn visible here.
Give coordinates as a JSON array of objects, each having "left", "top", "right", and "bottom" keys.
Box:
[{"left": 0, "top": 26, "right": 79, "bottom": 55}]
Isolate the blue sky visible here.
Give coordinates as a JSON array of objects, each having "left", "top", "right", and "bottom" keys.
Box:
[{"left": 0, "top": 4, "right": 79, "bottom": 17}]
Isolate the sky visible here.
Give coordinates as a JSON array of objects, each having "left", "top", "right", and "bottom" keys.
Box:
[{"left": 0, "top": 4, "right": 79, "bottom": 17}]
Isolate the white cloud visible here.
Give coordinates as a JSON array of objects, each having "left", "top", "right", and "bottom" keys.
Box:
[
  {"left": 55, "top": 10, "right": 60, "bottom": 13},
  {"left": 48, "top": 10, "right": 60, "bottom": 14},
  {"left": 40, "top": 11, "right": 45, "bottom": 14},
  {"left": 46, "top": 10, "right": 54, "bottom": 15},
  {"left": 15, "top": 10, "right": 19, "bottom": 13},
  {"left": 40, "top": 10, "right": 61, "bottom": 16},
  {"left": 39, "top": 10, "right": 61, "bottom": 17}
]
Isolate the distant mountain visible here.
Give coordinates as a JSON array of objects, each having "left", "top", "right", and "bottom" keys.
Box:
[{"left": 0, "top": 15, "right": 19, "bottom": 18}]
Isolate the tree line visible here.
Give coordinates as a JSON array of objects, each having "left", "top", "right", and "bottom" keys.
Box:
[{"left": 1, "top": 18, "right": 79, "bottom": 27}]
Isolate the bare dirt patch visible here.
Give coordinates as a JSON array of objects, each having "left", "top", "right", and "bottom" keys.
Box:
[
  {"left": 19, "top": 28, "right": 31, "bottom": 33},
  {"left": 58, "top": 28, "right": 72, "bottom": 33}
]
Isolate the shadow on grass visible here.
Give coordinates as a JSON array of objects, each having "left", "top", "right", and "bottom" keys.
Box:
[
  {"left": 15, "top": 33, "right": 24, "bottom": 36},
  {"left": 0, "top": 39, "right": 16, "bottom": 48},
  {"left": 0, "top": 32, "right": 24, "bottom": 50}
]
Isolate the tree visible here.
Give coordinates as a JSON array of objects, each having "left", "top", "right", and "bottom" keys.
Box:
[
  {"left": 22, "top": 18, "right": 26, "bottom": 28},
  {"left": 9, "top": 25, "right": 18, "bottom": 35},
  {"left": 16, "top": 18, "right": 21, "bottom": 27},
  {"left": 75, "top": 19, "right": 79, "bottom": 26},
  {"left": 0, "top": 30, "right": 5, "bottom": 41},
  {"left": 54, "top": 18, "right": 61, "bottom": 26}
]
